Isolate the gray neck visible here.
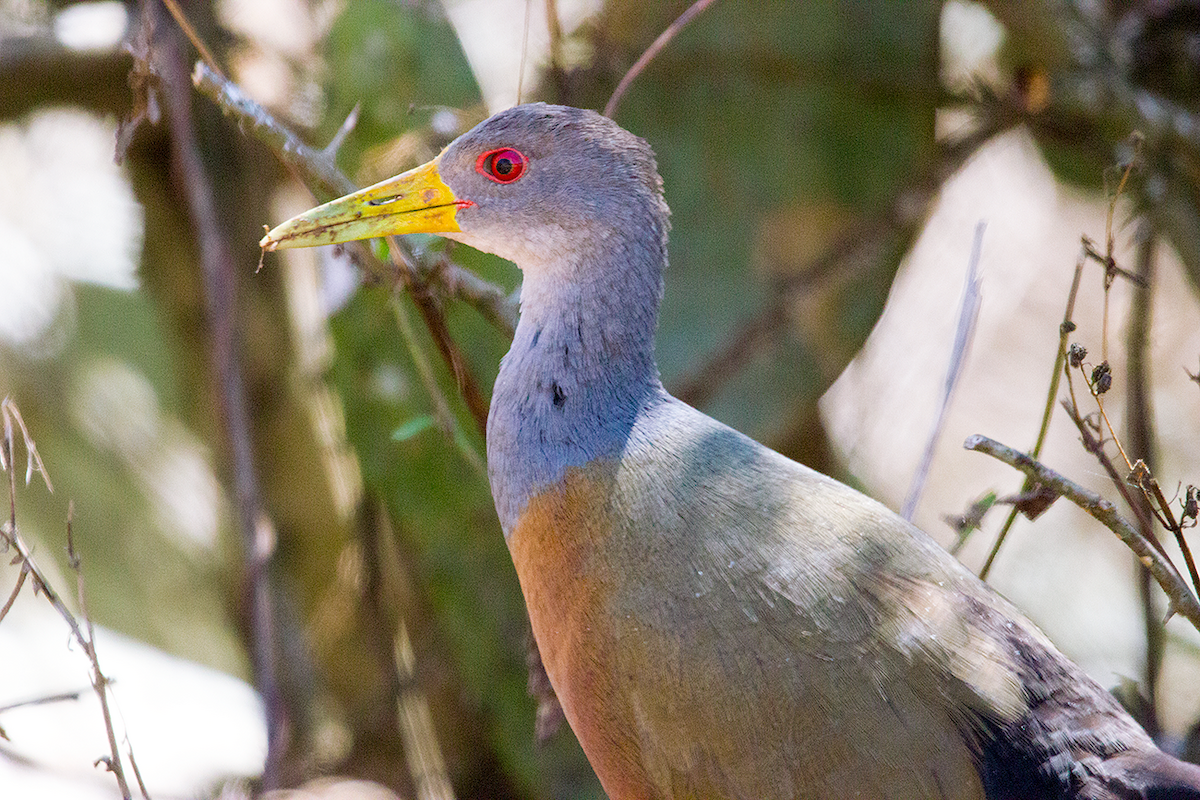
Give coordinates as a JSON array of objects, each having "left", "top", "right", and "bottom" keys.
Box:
[{"left": 486, "top": 242, "right": 666, "bottom": 534}]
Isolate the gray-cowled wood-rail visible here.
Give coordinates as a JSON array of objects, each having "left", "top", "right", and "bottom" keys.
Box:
[{"left": 263, "top": 103, "right": 1200, "bottom": 800}]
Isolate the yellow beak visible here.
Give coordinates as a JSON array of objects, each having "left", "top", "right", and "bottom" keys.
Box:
[{"left": 260, "top": 157, "right": 466, "bottom": 251}]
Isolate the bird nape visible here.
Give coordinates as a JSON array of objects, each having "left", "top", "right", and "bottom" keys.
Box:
[{"left": 263, "top": 103, "right": 1200, "bottom": 800}]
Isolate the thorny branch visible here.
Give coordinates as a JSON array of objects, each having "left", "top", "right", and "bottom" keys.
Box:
[
  {"left": 1, "top": 400, "right": 137, "bottom": 799},
  {"left": 190, "top": 63, "right": 518, "bottom": 337},
  {"left": 191, "top": 62, "right": 512, "bottom": 435},
  {"left": 963, "top": 435, "right": 1200, "bottom": 634}
]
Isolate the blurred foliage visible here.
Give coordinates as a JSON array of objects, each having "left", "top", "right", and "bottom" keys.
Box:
[
  {"left": 2, "top": 0, "right": 1200, "bottom": 798},
  {"left": 322, "top": 0, "right": 482, "bottom": 170},
  {"left": 579, "top": 0, "right": 941, "bottom": 451}
]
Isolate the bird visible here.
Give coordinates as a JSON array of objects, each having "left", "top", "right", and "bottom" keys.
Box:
[{"left": 262, "top": 103, "right": 1200, "bottom": 800}]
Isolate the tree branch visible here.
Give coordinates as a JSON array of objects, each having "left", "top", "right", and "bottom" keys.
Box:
[
  {"left": 148, "top": 1, "right": 284, "bottom": 784},
  {"left": 191, "top": 61, "right": 518, "bottom": 339},
  {"left": 963, "top": 434, "right": 1200, "bottom": 633}
]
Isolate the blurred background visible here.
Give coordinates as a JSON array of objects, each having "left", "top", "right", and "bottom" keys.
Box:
[{"left": 0, "top": 0, "right": 1198, "bottom": 798}]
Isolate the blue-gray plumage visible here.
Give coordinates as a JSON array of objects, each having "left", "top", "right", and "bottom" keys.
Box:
[{"left": 263, "top": 103, "right": 1200, "bottom": 800}]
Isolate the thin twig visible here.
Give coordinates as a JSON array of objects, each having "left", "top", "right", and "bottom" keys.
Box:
[
  {"left": 963, "top": 434, "right": 1200, "bottom": 632},
  {"left": 544, "top": 0, "right": 568, "bottom": 103},
  {"left": 516, "top": 0, "right": 533, "bottom": 105},
  {"left": 68, "top": 503, "right": 134, "bottom": 800},
  {"left": 151, "top": 2, "right": 284, "bottom": 784},
  {"left": 977, "top": 245, "right": 1085, "bottom": 574},
  {"left": 1061, "top": 401, "right": 1166, "bottom": 560},
  {"left": 0, "top": 564, "right": 28, "bottom": 625},
  {"left": 323, "top": 102, "right": 360, "bottom": 160},
  {"left": 604, "top": 0, "right": 721, "bottom": 119},
  {"left": 127, "top": 745, "right": 151, "bottom": 800},
  {"left": 903, "top": 221, "right": 985, "bottom": 520},
  {"left": 387, "top": 240, "right": 492, "bottom": 436},
  {"left": 1, "top": 397, "right": 54, "bottom": 494},
  {"left": 1059, "top": 319, "right": 1199, "bottom": 597},
  {"left": 158, "top": 0, "right": 224, "bottom": 80},
  {"left": 390, "top": 293, "right": 486, "bottom": 475},
  {"left": 1100, "top": 136, "right": 1141, "bottom": 365},
  {"left": 1124, "top": 219, "right": 1163, "bottom": 732},
  {"left": 0, "top": 688, "right": 86, "bottom": 713},
  {"left": 1, "top": 403, "right": 134, "bottom": 799}
]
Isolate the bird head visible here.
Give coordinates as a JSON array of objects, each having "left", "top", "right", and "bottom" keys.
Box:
[{"left": 262, "top": 103, "right": 669, "bottom": 276}]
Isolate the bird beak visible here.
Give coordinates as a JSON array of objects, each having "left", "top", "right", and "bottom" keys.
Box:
[{"left": 260, "top": 157, "right": 467, "bottom": 251}]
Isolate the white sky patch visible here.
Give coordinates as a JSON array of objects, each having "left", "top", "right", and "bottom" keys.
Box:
[
  {"left": 940, "top": 0, "right": 1004, "bottom": 90},
  {"left": 441, "top": 0, "right": 603, "bottom": 111},
  {"left": 0, "top": 108, "right": 143, "bottom": 352},
  {"left": 0, "top": 592, "right": 265, "bottom": 796},
  {"left": 53, "top": 0, "right": 128, "bottom": 52}
]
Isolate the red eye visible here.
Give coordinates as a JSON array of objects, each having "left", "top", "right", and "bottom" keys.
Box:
[{"left": 476, "top": 148, "right": 527, "bottom": 184}]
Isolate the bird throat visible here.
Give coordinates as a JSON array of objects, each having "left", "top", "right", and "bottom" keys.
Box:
[{"left": 486, "top": 245, "right": 666, "bottom": 535}]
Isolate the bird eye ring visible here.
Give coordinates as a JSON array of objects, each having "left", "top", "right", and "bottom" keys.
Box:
[{"left": 477, "top": 148, "right": 527, "bottom": 184}]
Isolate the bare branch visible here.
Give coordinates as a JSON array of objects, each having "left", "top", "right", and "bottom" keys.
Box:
[
  {"left": 151, "top": 3, "right": 284, "bottom": 782},
  {"left": 68, "top": 503, "right": 134, "bottom": 800},
  {"left": 963, "top": 434, "right": 1200, "bottom": 633},
  {"left": 1, "top": 402, "right": 135, "bottom": 798},
  {"left": 604, "top": 0, "right": 721, "bottom": 119},
  {"left": 978, "top": 244, "right": 1086, "bottom": 578}
]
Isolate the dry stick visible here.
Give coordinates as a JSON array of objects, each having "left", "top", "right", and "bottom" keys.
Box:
[
  {"left": 1, "top": 406, "right": 133, "bottom": 798},
  {"left": 1100, "top": 139, "right": 1141, "bottom": 365},
  {"left": 1124, "top": 220, "right": 1163, "bottom": 732},
  {"left": 963, "top": 435, "right": 1200, "bottom": 633},
  {"left": 67, "top": 504, "right": 135, "bottom": 800},
  {"left": 903, "top": 221, "right": 985, "bottom": 520},
  {"left": 974, "top": 246, "right": 1085, "bottom": 574},
  {"left": 603, "top": 0, "right": 721, "bottom": 119},
  {"left": 150, "top": 2, "right": 284, "bottom": 785},
  {"left": 1062, "top": 297, "right": 1200, "bottom": 597},
  {"left": 1061, "top": 402, "right": 1168, "bottom": 561}
]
